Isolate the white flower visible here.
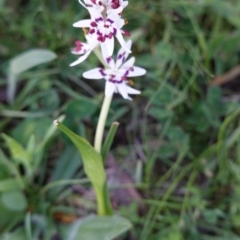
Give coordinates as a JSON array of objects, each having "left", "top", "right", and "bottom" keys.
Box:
[
  {"left": 82, "top": 40, "right": 146, "bottom": 100},
  {"left": 70, "top": 35, "right": 98, "bottom": 67},
  {"left": 73, "top": 8, "right": 130, "bottom": 56},
  {"left": 78, "top": 0, "right": 128, "bottom": 15}
]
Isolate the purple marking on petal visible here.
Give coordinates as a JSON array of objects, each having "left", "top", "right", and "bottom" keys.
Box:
[
  {"left": 111, "top": 0, "right": 120, "bottom": 8},
  {"left": 89, "top": 29, "right": 95, "bottom": 34},
  {"left": 129, "top": 67, "right": 134, "bottom": 71},
  {"left": 124, "top": 70, "right": 129, "bottom": 76},
  {"left": 109, "top": 79, "right": 122, "bottom": 84},
  {"left": 96, "top": 17, "right": 103, "bottom": 22},
  {"left": 99, "top": 68, "right": 106, "bottom": 76},
  {"left": 107, "top": 33, "right": 113, "bottom": 39},
  {"left": 97, "top": 35, "right": 105, "bottom": 42},
  {"left": 113, "top": 28, "right": 117, "bottom": 36},
  {"left": 121, "top": 76, "right": 127, "bottom": 81},
  {"left": 74, "top": 41, "right": 83, "bottom": 52},
  {"left": 90, "top": 22, "right": 97, "bottom": 27},
  {"left": 111, "top": 3, "right": 119, "bottom": 8},
  {"left": 107, "top": 18, "right": 114, "bottom": 24},
  {"left": 117, "top": 54, "right": 122, "bottom": 59},
  {"left": 97, "top": 30, "right": 102, "bottom": 35},
  {"left": 106, "top": 57, "right": 112, "bottom": 64}
]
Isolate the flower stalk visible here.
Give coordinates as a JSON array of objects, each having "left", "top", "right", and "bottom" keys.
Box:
[
  {"left": 94, "top": 93, "right": 113, "bottom": 153},
  {"left": 67, "top": 0, "right": 146, "bottom": 217}
]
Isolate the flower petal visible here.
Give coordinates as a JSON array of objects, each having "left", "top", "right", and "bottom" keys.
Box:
[
  {"left": 104, "top": 37, "right": 114, "bottom": 56},
  {"left": 78, "top": 0, "right": 88, "bottom": 8},
  {"left": 70, "top": 51, "right": 91, "bottom": 67},
  {"left": 120, "top": 56, "right": 135, "bottom": 68},
  {"left": 100, "top": 43, "right": 115, "bottom": 68},
  {"left": 126, "top": 85, "right": 141, "bottom": 95},
  {"left": 73, "top": 19, "right": 91, "bottom": 28},
  {"left": 116, "top": 30, "right": 131, "bottom": 54},
  {"left": 71, "top": 42, "right": 89, "bottom": 55},
  {"left": 105, "top": 81, "right": 116, "bottom": 97},
  {"left": 116, "top": 40, "right": 132, "bottom": 68},
  {"left": 127, "top": 66, "right": 146, "bottom": 77},
  {"left": 83, "top": 68, "right": 104, "bottom": 79},
  {"left": 117, "top": 83, "right": 128, "bottom": 99},
  {"left": 100, "top": 43, "right": 109, "bottom": 60}
]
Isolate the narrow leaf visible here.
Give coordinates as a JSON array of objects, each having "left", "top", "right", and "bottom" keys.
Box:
[
  {"left": 9, "top": 49, "right": 57, "bottom": 75},
  {"left": 2, "top": 134, "right": 29, "bottom": 163},
  {"left": 54, "top": 120, "right": 112, "bottom": 215},
  {"left": 101, "top": 122, "right": 119, "bottom": 163}
]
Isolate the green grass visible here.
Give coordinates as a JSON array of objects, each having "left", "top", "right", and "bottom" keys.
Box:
[{"left": 1, "top": 0, "right": 240, "bottom": 239}]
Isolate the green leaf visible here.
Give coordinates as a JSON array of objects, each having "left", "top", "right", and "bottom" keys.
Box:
[
  {"left": 149, "top": 107, "right": 174, "bottom": 120},
  {"left": 1, "top": 228, "right": 27, "bottom": 240},
  {"left": 66, "top": 99, "right": 97, "bottom": 119},
  {"left": 62, "top": 215, "right": 132, "bottom": 240},
  {"left": 0, "top": 202, "right": 24, "bottom": 233},
  {"left": 155, "top": 41, "right": 172, "bottom": 64},
  {"left": 101, "top": 122, "right": 119, "bottom": 163},
  {"left": 207, "top": 87, "right": 222, "bottom": 113},
  {"left": 1, "top": 134, "right": 32, "bottom": 177},
  {"left": 49, "top": 146, "right": 82, "bottom": 197},
  {"left": 54, "top": 121, "right": 112, "bottom": 215},
  {"left": 2, "top": 134, "right": 29, "bottom": 164},
  {"left": 1, "top": 191, "right": 27, "bottom": 212},
  {"left": 9, "top": 49, "right": 57, "bottom": 75},
  {"left": 0, "top": 179, "right": 23, "bottom": 192}
]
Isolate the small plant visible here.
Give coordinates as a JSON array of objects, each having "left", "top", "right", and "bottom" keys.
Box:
[{"left": 53, "top": 0, "right": 146, "bottom": 238}]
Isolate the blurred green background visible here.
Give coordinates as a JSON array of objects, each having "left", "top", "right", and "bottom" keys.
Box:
[{"left": 1, "top": 0, "right": 240, "bottom": 239}]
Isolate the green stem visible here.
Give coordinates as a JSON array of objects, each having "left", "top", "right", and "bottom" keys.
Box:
[
  {"left": 96, "top": 184, "right": 113, "bottom": 216},
  {"left": 92, "top": 49, "right": 113, "bottom": 215},
  {"left": 94, "top": 94, "right": 113, "bottom": 153},
  {"left": 93, "top": 94, "right": 113, "bottom": 215}
]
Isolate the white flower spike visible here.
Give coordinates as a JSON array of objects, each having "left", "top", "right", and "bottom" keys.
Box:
[
  {"left": 78, "top": 0, "right": 128, "bottom": 15},
  {"left": 73, "top": 8, "right": 130, "bottom": 56},
  {"left": 83, "top": 40, "right": 146, "bottom": 100}
]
